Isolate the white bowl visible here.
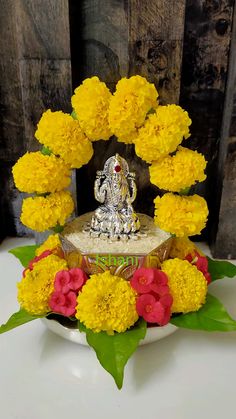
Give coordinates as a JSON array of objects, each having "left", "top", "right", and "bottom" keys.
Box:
[{"left": 42, "top": 318, "right": 178, "bottom": 346}]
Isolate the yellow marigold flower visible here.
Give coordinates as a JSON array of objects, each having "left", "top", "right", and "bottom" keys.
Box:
[
  {"left": 149, "top": 146, "right": 207, "bottom": 192},
  {"left": 154, "top": 193, "right": 208, "bottom": 237},
  {"left": 17, "top": 254, "right": 67, "bottom": 315},
  {"left": 76, "top": 271, "right": 138, "bottom": 334},
  {"left": 162, "top": 258, "right": 207, "bottom": 313},
  {"left": 169, "top": 237, "right": 197, "bottom": 259},
  {"left": 71, "top": 76, "right": 112, "bottom": 141},
  {"left": 21, "top": 191, "right": 74, "bottom": 232},
  {"left": 108, "top": 75, "right": 158, "bottom": 144},
  {"left": 134, "top": 105, "right": 191, "bottom": 163},
  {"left": 12, "top": 152, "right": 71, "bottom": 194},
  {"left": 35, "top": 110, "right": 93, "bottom": 168},
  {"left": 35, "top": 234, "right": 61, "bottom": 256}
]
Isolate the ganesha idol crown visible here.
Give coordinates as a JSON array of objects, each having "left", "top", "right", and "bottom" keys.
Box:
[{"left": 60, "top": 154, "right": 172, "bottom": 280}]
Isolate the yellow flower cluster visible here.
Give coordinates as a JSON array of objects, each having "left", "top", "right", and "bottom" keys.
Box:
[
  {"left": 169, "top": 237, "right": 197, "bottom": 259},
  {"left": 12, "top": 152, "right": 71, "bottom": 194},
  {"left": 162, "top": 258, "right": 207, "bottom": 313},
  {"left": 154, "top": 193, "right": 208, "bottom": 237},
  {"left": 21, "top": 191, "right": 74, "bottom": 232},
  {"left": 72, "top": 76, "right": 112, "bottom": 141},
  {"left": 134, "top": 105, "right": 191, "bottom": 163},
  {"left": 17, "top": 254, "right": 67, "bottom": 315},
  {"left": 35, "top": 110, "right": 93, "bottom": 168},
  {"left": 35, "top": 234, "right": 61, "bottom": 256},
  {"left": 76, "top": 271, "right": 138, "bottom": 334},
  {"left": 149, "top": 146, "right": 206, "bottom": 192},
  {"left": 108, "top": 75, "right": 158, "bottom": 143}
]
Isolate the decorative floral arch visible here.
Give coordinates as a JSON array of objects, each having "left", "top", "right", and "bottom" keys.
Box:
[{"left": 12, "top": 75, "right": 208, "bottom": 237}]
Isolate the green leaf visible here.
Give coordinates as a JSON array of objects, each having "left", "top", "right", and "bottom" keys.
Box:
[
  {"left": 207, "top": 257, "right": 236, "bottom": 281},
  {"left": 85, "top": 319, "right": 147, "bottom": 389},
  {"left": 51, "top": 224, "right": 64, "bottom": 233},
  {"left": 77, "top": 320, "right": 87, "bottom": 332},
  {"left": 0, "top": 308, "right": 43, "bottom": 334},
  {"left": 179, "top": 186, "right": 190, "bottom": 195},
  {"left": 147, "top": 108, "right": 156, "bottom": 115},
  {"left": 71, "top": 110, "right": 78, "bottom": 120},
  {"left": 9, "top": 245, "right": 39, "bottom": 267},
  {"left": 171, "top": 293, "right": 236, "bottom": 331},
  {"left": 41, "top": 146, "right": 52, "bottom": 156}
]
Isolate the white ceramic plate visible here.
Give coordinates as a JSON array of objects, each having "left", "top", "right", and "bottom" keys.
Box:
[{"left": 42, "top": 318, "right": 178, "bottom": 346}]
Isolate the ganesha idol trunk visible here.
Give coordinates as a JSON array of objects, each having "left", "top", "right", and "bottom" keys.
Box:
[{"left": 60, "top": 154, "right": 172, "bottom": 279}]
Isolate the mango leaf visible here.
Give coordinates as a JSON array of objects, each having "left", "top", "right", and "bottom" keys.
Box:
[
  {"left": 77, "top": 320, "right": 87, "bottom": 332},
  {"left": 171, "top": 293, "right": 236, "bottom": 331},
  {"left": 207, "top": 257, "right": 236, "bottom": 281},
  {"left": 84, "top": 319, "right": 147, "bottom": 389},
  {"left": 0, "top": 308, "right": 43, "bottom": 334},
  {"left": 9, "top": 245, "right": 39, "bottom": 267}
]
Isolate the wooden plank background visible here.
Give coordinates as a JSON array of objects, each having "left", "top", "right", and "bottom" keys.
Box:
[
  {"left": 0, "top": 0, "right": 72, "bottom": 237},
  {"left": 0, "top": 0, "right": 236, "bottom": 257}
]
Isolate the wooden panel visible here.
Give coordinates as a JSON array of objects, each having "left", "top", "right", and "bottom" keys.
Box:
[
  {"left": 0, "top": 162, "right": 32, "bottom": 239},
  {"left": 18, "top": 58, "right": 72, "bottom": 150},
  {"left": 211, "top": 4, "right": 236, "bottom": 259},
  {"left": 74, "top": 0, "right": 186, "bottom": 217},
  {"left": 0, "top": 0, "right": 73, "bottom": 237},
  {"left": 213, "top": 141, "right": 236, "bottom": 258},
  {"left": 129, "top": 0, "right": 186, "bottom": 104},
  {"left": 69, "top": 0, "right": 129, "bottom": 90},
  {"left": 0, "top": 0, "right": 25, "bottom": 162},
  {"left": 14, "top": 0, "right": 70, "bottom": 59},
  {"left": 15, "top": 0, "right": 72, "bottom": 150},
  {"left": 180, "top": 0, "right": 233, "bottom": 157},
  {"left": 179, "top": 0, "right": 234, "bottom": 241}
]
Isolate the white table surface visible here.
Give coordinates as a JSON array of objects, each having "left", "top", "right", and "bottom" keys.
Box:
[{"left": 0, "top": 237, "right": 236, "bottom": 419}]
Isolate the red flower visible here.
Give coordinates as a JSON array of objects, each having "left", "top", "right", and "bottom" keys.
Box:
[
  {"left": 131, "top": 267, "right": 169, "bottom": 294},
  {"left": 132, "top": 267, "right": 173, "bottom": 326},
  {"left": 68, "top": 268, "right": 87, "bottom": 292},
  {"left": 49, "top": 268, "right": 88, "bottom": 318},
  {"left": 204, "top": 271, "right": 211, "bottom": 285},
  {"left": 150, "top": 270, "right": 168, "bottom": 294},
  {"left": 186, "top": 251, "right": 211, "bottom": 284},
  {"left": 136, "top": 294, "right": 167, "bottom": 325},
  {"left": 54, "top": 270, "right": 71, "bottom": 294},
  {"left": 130, "top": 268, "right": 154, "bottom": 293},
  {"left": 159, "top": 294, "right": 173, "bottom": 307},
  {"left": 49, "top": 291, "right": 77, "bottom": 317}
]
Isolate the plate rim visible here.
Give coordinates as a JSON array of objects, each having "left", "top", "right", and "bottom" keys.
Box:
[{"left": 42, "top": 318, "right": 178, "bottom": 346}]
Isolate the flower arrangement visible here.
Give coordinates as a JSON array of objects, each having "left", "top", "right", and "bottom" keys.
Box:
[{"left": 1, "top": 75, "right": 236, "bottom": 389}]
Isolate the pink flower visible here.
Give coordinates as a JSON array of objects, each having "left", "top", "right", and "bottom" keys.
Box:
[
  {"left": 186, "top": 251, "right": 211, "bottom": 284},
  {"left": 131, "top": 268, "right": 168, "bottom": 294},
  {"left": 131, "top": 268, "right": 155, "bottom": 293},
  {"left": 159, "top": 294, "right": 173, "bottom": 308},
  {"left": 54, "top": 270, "right": 71, "bottom": 294},
  {"left": 203, "top": 271, "right": 211, "bottom": 285},
  {"left": 68, "top": 268, "right": 87, "bottom": 292},
  {"left": 136, "top": 294, "right": 166, "bottom": 324},
  {"left": 131, "top": 267, "right": 173, "bottom": 326},
  {"left": 49, "top": 291, "right": 77, "bottom": 317}
]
